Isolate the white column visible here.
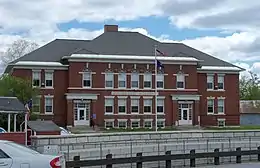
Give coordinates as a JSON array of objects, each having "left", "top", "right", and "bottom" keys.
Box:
[
  {"left": 7, "top": 113, "right": 11, "bottom": 132},
  {"left": 14, "top": 114, "right": 17, "bottom": 132}
]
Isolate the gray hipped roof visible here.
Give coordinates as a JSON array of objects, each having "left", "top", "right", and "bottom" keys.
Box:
[
  {"left": 5, "top": 28, "right": 242, "bottom": 72},
  {"left": 0, "top": 97, "right": 26, "bottom": 113},
  {"left": 27, "top": 120, "right": 61, "bottom": 132}
]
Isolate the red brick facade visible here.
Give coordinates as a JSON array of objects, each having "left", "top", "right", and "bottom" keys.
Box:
[{"left": 11, "top": 60, "right": 240, "bottom": 128}]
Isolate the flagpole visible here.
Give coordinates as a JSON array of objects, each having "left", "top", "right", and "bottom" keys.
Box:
[{"left": 154, "top": 45, "right": 158, "bottom": 132}]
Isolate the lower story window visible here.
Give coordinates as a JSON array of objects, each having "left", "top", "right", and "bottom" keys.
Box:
[
  {"left": 144, "top": 120, "right": 152, "bottom": 128},
  {"left": 218, "top": 119, "right": 225, "bottom": 127},
  {"left": 131, "top": 120, "right": 140, "bottom": 128},
  {"left": 157, "top": 120, "right": 165, "bottom": 128},
  {"left": 118, "top": 120, "right": 127, "bottom": 128},
  {"left": 105, "top": 120, "right": 114, "bottom": 128}
]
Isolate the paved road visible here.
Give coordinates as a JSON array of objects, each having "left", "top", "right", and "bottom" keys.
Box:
[{"left": 203, "top": 163, "right": 260, "bottom": 168}]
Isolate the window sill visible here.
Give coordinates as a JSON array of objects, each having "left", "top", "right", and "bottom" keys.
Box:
[
  {"left": 82, "top": 86, "right": 92, "bottom": 89},
  {"left": 207, "top": 89, "right": 225, "bottom": 92},
  {"left": 176, "top": 88, "right": 185, "bottom": 90},
  {"left": 40, "top": 113, "right": 54, "bottom": 115},
  {"left": 144, "top": 112, "right": 152, "bottom": 114},
  {"left": 207, "top": 113, "right": 226, "bottom": 115},
  {"left": 104, "top": 113, "right": 114, "bottom": 115},
  {"left": 41, "top": 87, "right": 54, "bottom": 89}
]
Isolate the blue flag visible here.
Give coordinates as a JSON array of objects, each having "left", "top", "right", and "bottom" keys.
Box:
[{"left": 156, "top": 59, "right": 164, "bottom": 68}]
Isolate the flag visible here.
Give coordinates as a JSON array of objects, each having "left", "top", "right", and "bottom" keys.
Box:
[
  {"left": 156, "top": 49, "right": 167, "bottom": 56},
  {"left": 156, "top": 59, "right": 164, "bottom": 68}
]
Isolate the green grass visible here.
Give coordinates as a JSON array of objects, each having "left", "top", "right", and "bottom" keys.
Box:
[
  {"left": 104, "top": 127, "right": 177, "bottom": 132},
  {"left": 205, "top": 125, "right": 260, "bottom": 130}
]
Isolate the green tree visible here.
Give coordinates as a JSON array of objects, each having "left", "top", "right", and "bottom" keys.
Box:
[{"left": 240, "top": 71, "right": 260, "bottom": 100}]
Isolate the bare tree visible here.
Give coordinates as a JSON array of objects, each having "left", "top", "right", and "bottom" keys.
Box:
[{"left": 0, "top": 39, "right": 39, "bottom": 66}]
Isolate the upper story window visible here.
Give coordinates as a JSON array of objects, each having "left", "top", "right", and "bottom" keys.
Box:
[
  {"left": 118, "top": 98, "right": 127, "bottom": 114},
  {"left": 217, "top": 99, "right": 225, "bottom": 114},
  {"left": 217, "top": 75, "right": 224, "bottom": 90},
  {"left": 118, "top": 72, "right": 126, "bottom": 88},
  {"left": 207, "top": 99, "right": 214, "bottom": 114},
  {"left": 82, "top": 72, "right": 91, "bottom": 88},
  {"left": 105, "top": 73, "right": 114, "bottom": 88},
  {"left": 144, "top": 73, "right": 152, "bottom": 89},
  {"left": 32, "top": 97, "right": 41, "bottom": 114},
  {"left": 156, "top": 73, "right": 164, "bottom": 89},
  {"left": 131, "top": 98, "right": 139, "bottom": 114},
  {"left": 207, "top": 75, "right": 214, "bottom": 90},
  {"left": 157, "top": 99, "right": 164, "bottom": 113},
  {"left": 144, "top": 98, "right": 152, "bottom": 113},
  {"left": 32, "top": 71, "right": 41, "bottom": 87},
  {"left": 131, "top": 73, "right": 139, "bottom": 88},
  {"left": 45, "top": 72, "right": 53, "bottom": 88},
  {"left": 105, "top": 98, "right": 114, "bottom": 114},
  {"left": 176, "top": 74, "right": 185, "bottom": 89},
  {"left": 44, "top": 96, "right": 53, "bottom": 114}
]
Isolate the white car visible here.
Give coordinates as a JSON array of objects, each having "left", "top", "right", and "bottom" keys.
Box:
[
  {"left": 0, "top": 127, "right": 6, "bottom": 133},
  {"left": 0, "top": 140, "right": 65, "bottom": 168}
]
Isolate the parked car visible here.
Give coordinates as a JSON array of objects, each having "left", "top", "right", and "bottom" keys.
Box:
[
  {"left": 0, "top": 127, "right": 6, "bottom": 133},
  {"left": 59, "top": 127, "right": 72, "bottom": 135},
  {"left": 0, "top": 140, "right": 65, "bottom": 168}
]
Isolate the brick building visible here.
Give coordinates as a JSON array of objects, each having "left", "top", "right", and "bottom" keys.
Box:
[{"left": 6, "top": 25, "right": 244, "bottom": 129}]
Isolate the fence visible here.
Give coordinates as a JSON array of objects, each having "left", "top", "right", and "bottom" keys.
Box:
[{"left": 66, "top": 146, "right": 260, "bottom": 168}]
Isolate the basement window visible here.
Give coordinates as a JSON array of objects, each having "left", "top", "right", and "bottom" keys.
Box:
[{"left": 217, "top": 118, "right": 226, "bottom": 127}]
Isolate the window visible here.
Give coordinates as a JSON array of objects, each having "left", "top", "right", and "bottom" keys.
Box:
[
  {"left": 176, "top": 74, "right": 185, "bottom": 89},
  {"left": 105, "top": 98, "right": 114, "bottom": 114},
  {"left": 217, "top": 99, "right": 225, "bottom": 114},
  {"left": 218, "top": 76, "right": 224, "bottom": 90},
  {"left": 157, "top": 74, "right": 164, "bottom": 88},
  {"left": 143, "top": 73, "right": 152, "bottom": 88},
  {"left": 105, "top": 120, "right": 114, "bottom": 128},
  {"left": 207, "top": 75, "right": 214, "bottom": 90},
  {"left": 32, "top": 97, "right": 40, "bottom": 113},
  {"left": 218, "top": 119, "right": 225, "bottom": 127},
  {"left": 131, "top": 99, "right": 139, "bottom": 113},
  {"left": 118, "top": 72, "right": 126, "bottom": 88},
  {"left": 144, "top": 99, "right": 152, "bottom": 113},
  {"left": 207, "top": 99, "right": 214, "bottom": 114},
  {"left": 131, "top": 73, "right": 139, "bottom": 88},
  {"left": 32, "top": 71, "right": 41, "bottom": 87},
  {"left": 118, "top": 99, "right": 126, "bottom": 114},
  {"left": 144, "top": 120, "right": 152, "bottom": 128},
  {"left": 118, "top": 120, "right": 127, "bottom": 128},
  {"left": 45, "top": 97, "right": 53, "bottom": 114},
  {"left": 157, "top": 120, "right": 165, "bottom": 128},
  {"left": 105, "top": 73, "right": 114, "bottom": 88},
  {"left": 45, "top": 72, "right": 53, "bottom": 88},
  {"left": 131, "top": 120, "right": 140, "bottom": 128},
  {"left": 82, "top": 72, "right": 91, "bottom": 88},
  {"left": 157, "top": 99, "right": 164, "bottom": 113}
]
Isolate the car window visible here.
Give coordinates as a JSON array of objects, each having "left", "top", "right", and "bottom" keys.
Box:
[
  {"left": 0, "top": 149, "right": 10, "bottom": 158},
  {"left": 6, "top": 142, "right": 39, "bottom": 155}
]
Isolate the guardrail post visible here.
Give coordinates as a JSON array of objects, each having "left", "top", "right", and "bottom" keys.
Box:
[
  {"left": 106, "top": 154, "right": 113, "bottom": 168},
  {"left": 73, "top": 156, "right": 80, "bottom": 168},
  {"left": 190, "top": 149, "right": 196, "bottom": 167},
  {"left": 165, "top": 151, "right": 171, "bottom": 168},
  {"left": 236, "top": 147, "right": 241, "bottom": 164},
  {"left": 214, "top": 148, "right": 220, "bottom": 165},
  {"left": 258, "top": 146, "right": 260, "bottom": 161},
  {"left": 136, "top": 152, "right": 142, "bottom": 168}
]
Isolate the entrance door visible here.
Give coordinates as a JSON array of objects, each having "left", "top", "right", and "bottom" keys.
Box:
[
  {"left": 74, "top": 108, "right": 88, "bottom": 126},
  {"left": 179, "top": 108, "right": 192, "bottom": 125}
]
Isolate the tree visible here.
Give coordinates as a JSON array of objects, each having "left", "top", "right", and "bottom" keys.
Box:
[
  {"left": 240, "top": 71, "right": 260, "bottom": 100},
  {"left": 0, "top": 39, "right": 39, "bottom": 66}
]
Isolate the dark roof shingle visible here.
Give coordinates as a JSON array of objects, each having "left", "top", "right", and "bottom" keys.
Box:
[{"left": 0, "top": 97, "right": 26, "bottom": 113}]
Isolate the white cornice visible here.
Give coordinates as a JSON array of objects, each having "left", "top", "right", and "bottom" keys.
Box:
[{"left": 65, "top": 93, "right": 99, "bottom": 100}]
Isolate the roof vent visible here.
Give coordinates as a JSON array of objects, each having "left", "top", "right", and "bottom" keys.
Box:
[{"left": 104, "top": 25, "right": 118, "bottom": 32}]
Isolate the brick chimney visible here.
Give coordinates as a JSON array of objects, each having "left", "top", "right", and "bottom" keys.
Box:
[{"left": 104, "top": 25, "right": 118, "bottom": 32}]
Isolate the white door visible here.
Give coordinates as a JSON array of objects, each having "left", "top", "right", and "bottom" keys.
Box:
[
  {"left": 74, "top": 108, "right": 89, "bottom": 126},
  {"left": 179, "top": 108, "right": 192, "bottom": 125}
]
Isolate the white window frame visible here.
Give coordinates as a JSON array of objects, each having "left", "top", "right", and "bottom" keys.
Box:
[
  {"left": 44, "top": 96, "right": 53, "bottom": 114},
  {"left": 217, "top": 98, "right": 225, "bottom": 114},
  {"left": 217, "top": 75, "right": 225, "bottom": 90},
  {"left": 143, "top": 73, "right": 152, "bottom": 89},
  {"left": 118, "top": 98, "right": 127, "bottom": 114},
  {"left": 118, "top": 72, "right": 126, "bottom": 88},
  {"left": 105, "top": 98, "right": 114, "bottom": 114},
  {"left": 131, "top": 119, "right": 140, "bottom": 129},
  {"left": 32, "top": 96, "right": 41, "bottom": 113},
  {"left": 207, "top": 98, "right": 214, "bottom": 114},
  {"left": 157, "top": 119, "right": 165, "bottom": 128},
  {"left": 45, "top": 71, "right": 53, "bottom": 88},
  {"left": 104, "top": 119, "right": 114, "bottom": 129},
  {"left": 157, "top": 99, "right": 164, "bottom": 114},
  {"left": 82, "top": 72, "right": 92, "bottom": 88},
  {"left": 143, "top": 119, "right": 153, "bottom": 129},
  {"left": 32, "top": 71, "right": 41, "bottom": 87},
  {"left": 207, "top": 75, "right": 214, "bottom": 90},
  {"left": 143, "top": 98, "right": 152, "bottom": 114},
  {"left": 117, "top": 119, "right": 127, "bottom": 129},
  {"left": 131, "top": 73, "right": 139, "bottom": 88},
  {"left": 176, "top": 74, "right": 185, "bottom": 89},
  {"left": 217, "top": 118, "right": 226, "bottom": 127},
  {"left": 105, "top": 73, "right": 114, "bottom": 88},
  {"left": 131, "top": 98, "right": 139, "bottom": 114},
  {"left": 156, "top": 73, "right": 164, "bottom": 89}
]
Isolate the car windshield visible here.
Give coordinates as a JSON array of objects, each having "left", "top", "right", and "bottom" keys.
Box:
[{"left": 6, "top": 142, "right": 40, "bottom": 155}]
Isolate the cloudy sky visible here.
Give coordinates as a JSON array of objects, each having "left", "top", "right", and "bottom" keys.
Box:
[{"left": 0, "top": 0, "right": 259, "bottom": 76}]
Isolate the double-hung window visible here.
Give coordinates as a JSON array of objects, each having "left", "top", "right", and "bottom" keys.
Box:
[
  {"left": 207, "top": 75, "right": 214, "bottom": 90},
  {"left": 45, "top": 72, "right": 53, "bottom": 88},
  {"left": 105, "top": 98, "right": 114, "bottom": 114},
  {"left": 118, "top": 99, "right": 127, "bottom": 114},
  {"left": 144, "top": 99, "right": 152, "bottom": 113},
  {"left": 32, "top": 71, "right": 41, "bottom": 87},
  {"left": 217, "top": 99, "right": 225, "bottom": 114},
  {"left": 217, "top": 75, "right": 224, "bottom": 90},
  {"left": 45, "top": 97, "right": 53, "bottom": 114},
  {"left": 157, "top": 99, "right": 164, "bottom": 114},
  {"left": 176, "top": 74, "right": 185, "bottom": 89},
  {"left": 82, "top": 72, "right": 91, "bottom": 88},
  {"left": 156, "top": 73, "right": 164, "bottom": 89},
  {"left": 118, "top": 72, "right": 126, "bottom": 88},
  {"left": 131, "top": 73, "right": 139, "bottom": 88},
  {"left": 105, "top": 73, "right": 114, "bottom": 88},
  {"left": 143, "top": 73, "right": 152, "bottom": 89},
  {"left": 32, "top": 97, "right": 40, "bottom": 113},
  {"left": 131, "top": 99, "right": 139, "bottom": 114},
  {"left": 207, "top": 99, "right": 214, "bottom": 114}
]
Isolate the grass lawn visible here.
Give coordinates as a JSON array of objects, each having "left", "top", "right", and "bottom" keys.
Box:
[
  {"left": 104, "top": 127, "right": 177, "bottom": 132},
  {"left": 205, "top": 125, "right": 260, "bottom": 130}
]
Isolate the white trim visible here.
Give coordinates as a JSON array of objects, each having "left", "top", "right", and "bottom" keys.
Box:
[
  {"left": 130, "top": 118, "right": 141, "bottom": 121},
  {"left": 45, "top": 69, "right": 54, "bottom": 73},
  {"left": 217, "top": 99, "right": 225, "bottom": 114},
  {"left": 117, "top": 119, "right": 128, "bottom": 121},
  {"left": 207, "top": 97, "right": 215, "bottom": 99},
  {"left": 178, "top": 101, "right": 193, "bottom": 104},
  {"left": 44, "top": 96, "right": 53, "bottom": 114},
  {"left": 207, "top": 98, "right": 214, "bottom": 115},
  {"left": 117, "top": 96, "right": 128, "bottom": 99},
  {"left": 104, "top": 96, "right": 115, "bottom": 99},
  {"left": 143, "top": 96, "right": 153, "bottom": 99},
  {"left": 143, "top": 120, "right": 153, "bottom": 129},
  {"left": 130, "top": 96, "right": 140, "bottom": 99},
  {"left": 173, "top": 74, "right": 189, "bottom": 76},
  {"left": 32, "top": 69, "right": 41, "bottom": 72},
  {"left": 14, "top": 61, "right": 66, "bottom": 66},
  {"left": 13, "top": 66, "right": 68, "bottom": 70},
  {"left": 198, "top": 66, "right": 242, "bottom": 71},
  {"left": 104, "top": 119, "right": 115, "bottom": 122},
  {"left": 197, "top": 70, "right": 239, "bottom": 74},
  {"left": 44, "top": 71, "right": 54, "bottom": 88},
  {"left": 143, "top": 119, "right": 153, "bottom": 121},
  {"left": 217, "top": 118, "right": 226, "bottom": 121},
  {"left": 217, "top": 97, "right": 226, "bottom": 99},
  {"left": 207, "top": 89, "right": 225, "bottom": 92},
  {"left": 79, "top": 72, "right": 96, "bottom": 74},
  {"left": 117, "top": 120, "right": 127, "bottom": 128},
  {"left": 157, "top": 118, "right": 166, "bottom": 121},
  {"left": 157, "top": 96, "right": 165, "bottom": 99},
  {"left": 171, "top": 94, "right": 201, "bottom": 101},
  {"left": 104, "top": 113, "right": 165, "bottom": 116},
  {"left": 44, "top": 95, "right": 54, "bottom": 98},
  {"left": 66, "top": 93, "right": 99, "bottom": 100}
]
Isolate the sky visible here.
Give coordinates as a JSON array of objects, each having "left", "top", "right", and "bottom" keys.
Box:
[{"left": 0, "top": 0, "right": 260, "bottom": 77}]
